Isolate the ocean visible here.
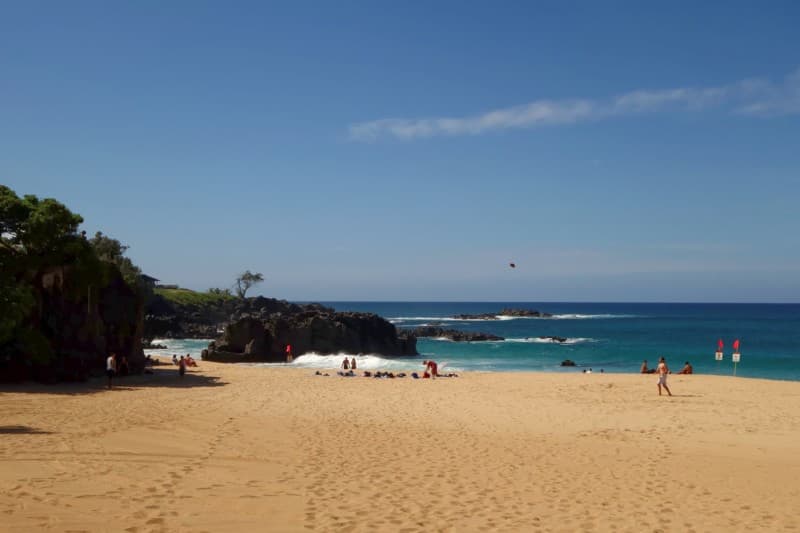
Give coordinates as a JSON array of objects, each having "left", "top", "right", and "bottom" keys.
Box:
[{"left": 146, "top": 302, "right": 800, "bottom": 382}]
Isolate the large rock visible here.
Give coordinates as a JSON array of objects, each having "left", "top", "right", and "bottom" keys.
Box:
[{"left": 204, "top": 311, "right": 417, "bottom": 363}]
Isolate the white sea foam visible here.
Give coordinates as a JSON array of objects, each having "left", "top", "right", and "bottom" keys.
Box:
[
  {"left": 145, "top": 338, "right": 213, "bottom": 359},
  {"left": 504, "top": 337, "right": 597, "bottom": 345},
  {"left": 388, "top": 314, "right": 635, "bottom": 322},
  {"left": 247, "top": 353, "right": 425, "bottom": 371},
  {"left": 548, "top": 314, "right": 635, "bottom": 320},
  {"left": 388, "top": 315, "right": 519, "bottom": 322}
]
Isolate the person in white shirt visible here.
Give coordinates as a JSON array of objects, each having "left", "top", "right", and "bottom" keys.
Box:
[
  {"left": 106, "top": 353, "right": 117, "bottom": 390},
  {"left": 656, "top": 356, "right": 672, "bottom": 397}
]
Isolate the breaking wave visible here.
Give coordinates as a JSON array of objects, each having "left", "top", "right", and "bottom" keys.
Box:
[
  {"left": 246, "top": 353, "right": 425, "bottom": 371},
  {"left": 503, "top": 337, "right": 597, "bottom": 345},
  {"left": 389, "top": 314, "right": 635, "bottom": 323}
]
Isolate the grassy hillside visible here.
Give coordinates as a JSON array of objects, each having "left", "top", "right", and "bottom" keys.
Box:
[{"left": 154, "top": 288, "right": 235, "bottom": 307}]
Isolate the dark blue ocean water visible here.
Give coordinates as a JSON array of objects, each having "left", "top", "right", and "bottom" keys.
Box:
[{"left": 322, "top": 302, "right": 800, "bottom": 381}]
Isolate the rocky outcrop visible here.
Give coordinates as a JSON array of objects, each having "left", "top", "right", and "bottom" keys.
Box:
[
  {"left": 453, "top": 308, "right": 552, "bottom": 320},
  {"left": 203, "top": 311, "right": 417, "bottom": 363},
  {"left": 144, "top": 294, "right": 334, "bottom": 340},
  {"left": 560, "top": 359, "right": 576, "bottom": 367},
  {"left": 409, "top": 326, "right": 504, "bottom": 342}
]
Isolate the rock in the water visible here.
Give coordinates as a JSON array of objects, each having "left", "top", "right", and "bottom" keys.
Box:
[
  {"left": 560, "top": 359, "right": 576, "bottom": 367},
  {"left": 537, "top": 336, "right": 568, "bottom": 343},
  {"left": 451, "top": 308, "right": 552, "bottom": 320},
  {"left": 409, "top": 326, "right": 504, "bottom": 342},
  {"left": 499, "top": 308, "right": 553, "bottom": 318}
]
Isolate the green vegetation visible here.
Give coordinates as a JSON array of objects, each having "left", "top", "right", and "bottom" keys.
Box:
[
  {"left": 1, "top": 184, "right": 144, "bottom": 381},
  {"left": 155, "top": 287, "right": 235, "bottom": 307}
]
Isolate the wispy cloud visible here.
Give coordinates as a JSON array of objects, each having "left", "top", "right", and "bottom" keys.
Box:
[{"left": 349, "top": 68, "right": 800, "bottom": 141}]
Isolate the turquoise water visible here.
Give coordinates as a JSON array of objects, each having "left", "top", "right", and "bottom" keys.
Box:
[{"left": 147, "top": 302, "right": 800, "bottom": 381}]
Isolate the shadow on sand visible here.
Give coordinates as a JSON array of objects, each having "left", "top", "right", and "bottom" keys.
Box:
[
  {"left": 0, "top": 367, "right": 227, "bottom": 395},
  {"left": 0, "top": 425, "right": 53, "bottom": 435}
]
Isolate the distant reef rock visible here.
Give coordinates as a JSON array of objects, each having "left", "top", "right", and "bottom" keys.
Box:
[
  {"left": 202, "top": 311, "right": 417, "bottom": 363},
  {"left": 453, "top": 308, "right": 552, "bottom": 320},
  {"left": 409, "top": 326, "right": 504, "bottom": 342},
  {"left": 537, "top": 336, "right": 568, "bottom": 343}
]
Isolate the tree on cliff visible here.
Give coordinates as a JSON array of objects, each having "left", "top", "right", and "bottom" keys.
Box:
[
  {"left": 234, "top": 271, "right": 263, "bottom": 298},
  {"left": 89, "top": 232, "right": 142, "bottom": 287}
]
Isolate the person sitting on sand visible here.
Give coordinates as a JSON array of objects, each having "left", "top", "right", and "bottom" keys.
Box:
[
  {"left": 641, "top": 360, "right": 655, "bottom": 374},
  {"left": 342, "top": 357, "right": 350, "bottom": 370},
  {"left": 172, "top": 354, "right": 179, "bottom": 366},
  {"left": 678, "top": 361, "right": 693, "bottom": 374},
  {"left": 350, "top": 357, "right": 357, "bottom": 370}
]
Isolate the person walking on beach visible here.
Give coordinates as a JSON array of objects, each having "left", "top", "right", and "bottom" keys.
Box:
[
  {"left": 179, "top": 355, "right": 187, "bottom": 378},
  {"left": 656, "top": 356, "right": 672, "bottom": 396},
  {"left": 106, "top": 352, "right": 117, "bottom": 390}
]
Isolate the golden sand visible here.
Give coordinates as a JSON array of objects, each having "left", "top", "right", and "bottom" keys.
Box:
[{"left": 2, "top": 363, "right": 800, "bottom": 532}]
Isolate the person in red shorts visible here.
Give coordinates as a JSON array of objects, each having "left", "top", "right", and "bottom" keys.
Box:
[{"left": 422, "top": 360, "right": 438, "bottom": 378}]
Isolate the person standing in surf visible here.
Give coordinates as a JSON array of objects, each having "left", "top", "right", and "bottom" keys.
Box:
[{"left": 656, "top": 356, "right": 672, "bottom": 396}]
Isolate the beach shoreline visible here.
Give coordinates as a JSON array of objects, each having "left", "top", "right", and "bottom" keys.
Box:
[{"left": 2, "top": 363, "right": 800, "bottom": 531}]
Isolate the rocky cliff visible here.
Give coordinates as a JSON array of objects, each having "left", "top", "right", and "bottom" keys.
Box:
[
  {"left": 144, "top": 294, "right": 332, "bottom": 339},
  {"left": 0, "top": 264, "right": 145, "bottom": 382},
  {"left": 203, "top": 311, "right": 417, "bottom": 363}
]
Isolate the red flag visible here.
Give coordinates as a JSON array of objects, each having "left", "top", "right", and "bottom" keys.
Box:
[
  {"left": 717, "top": 339, "right": 723, "bottom": 351},
  {"left": 733, "top": 339, "right": 740, "bottom": 352}
]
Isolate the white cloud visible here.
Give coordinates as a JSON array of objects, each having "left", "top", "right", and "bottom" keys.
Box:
[{"left": 349, "top": 68, "right": 800, "bottom": 141}]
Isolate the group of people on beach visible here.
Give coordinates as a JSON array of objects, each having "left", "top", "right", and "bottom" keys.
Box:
[
  {"left": 172, "top": 354, "right": 198, "bottom": 378},
  {"left": 639, "top": 356, "right": 693, "bottom": 396},
  {"left": 641, "top": 359, "right": 692, "bottom": 375},
  {"left": 326, "top": 358, "right": 457, "bottom": 379}
]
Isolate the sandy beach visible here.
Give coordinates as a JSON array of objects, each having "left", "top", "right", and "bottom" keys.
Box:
[{"left": 2, "top": 363, "right": 800, "bottom": 532}]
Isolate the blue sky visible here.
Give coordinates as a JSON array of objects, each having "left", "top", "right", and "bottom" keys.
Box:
[{"left": 2, "top": 1, "right": 799, "bottom": 302}]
